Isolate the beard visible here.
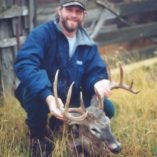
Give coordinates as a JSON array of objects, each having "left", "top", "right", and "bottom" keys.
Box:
[{"left": 61, "top": 17, "right": 82, "bottom": 33}]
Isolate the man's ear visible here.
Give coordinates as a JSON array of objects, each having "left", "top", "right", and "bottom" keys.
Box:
[
  {"left": 84, "top": 10, "right": 87, "bottom": 16},
  {"left": 57, "top": 7, "right": 62, "bottom": 17}
]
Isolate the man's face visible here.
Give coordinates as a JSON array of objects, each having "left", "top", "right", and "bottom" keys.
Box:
[{"left": 58, "top": 5, "right": 85, "bottom": 33}]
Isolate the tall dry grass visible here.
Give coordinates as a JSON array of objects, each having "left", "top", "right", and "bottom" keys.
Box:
[
  {"left": 0, "top": 98, "right": 29, "bottom": 157},
  {"left": 0, "top": 63, "right": 157, "bottom": 157},
  {"left": 110, "top": 64, "right": 157, "bottom": 157}
]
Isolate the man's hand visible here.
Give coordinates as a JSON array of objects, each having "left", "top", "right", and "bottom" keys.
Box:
[
  {"left": 94, "top": 79, "right": 111, "bottom": 98},
  {"left": 46, "top": 95, "right": 65, "bottom": 120}
]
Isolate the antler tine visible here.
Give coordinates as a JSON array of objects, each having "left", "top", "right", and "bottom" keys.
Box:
[
  {"left": 110, "top": 64, "right": 140, "bottom": 94},
  {"left": 80, "top": 91, "right": 86, "bottom": 112},
  {"left": 64, "top": 83, "right": 88, "bottom": 122},
  {"left": 130, "top": 80, "right": 133, "bottom": 89},
  {"left": 119, "top": 64, "right": 124, "bottom": 85},
  {"left": 53, "top": 70, "right": 62, "bottom": 109},
  {"left": 94, "top": 88, "right": 104, "bottom": 109},
  {"left": 67, "top": 92, "right": 87, "bottom": 114},
  {"left": 65, "top": 82, "right": 75, "bottom": 112},
  {"left": 128, "top": 80, "right": 140, "bottom": 94}
]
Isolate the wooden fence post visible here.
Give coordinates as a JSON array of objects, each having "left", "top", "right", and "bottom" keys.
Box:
[
  {"left": 0, "top": 0, "right": 36, "bottom": 99},
  {"left": 0, "top": 2, "right": 15, "bottom": 98},
  {"left": 28, "top": 0, "right": 37, "bottom": 31}
]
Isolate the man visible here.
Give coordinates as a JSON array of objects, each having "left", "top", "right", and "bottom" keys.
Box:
[{"left": 14, "top": 0, "right": 115, "bottom": 156}]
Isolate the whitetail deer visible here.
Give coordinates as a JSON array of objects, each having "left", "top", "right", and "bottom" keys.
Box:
[{"left": 51, "top": 65, "right": 139, "bottom": 157}]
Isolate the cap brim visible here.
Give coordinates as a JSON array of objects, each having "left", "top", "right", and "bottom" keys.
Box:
[{"left": 62, "top": 2, "right": 85, "bottom": 9}]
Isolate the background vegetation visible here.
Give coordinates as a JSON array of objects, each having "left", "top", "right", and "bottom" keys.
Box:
[{"left": 0, "top": 62, "right": 157, "bottom": 157}]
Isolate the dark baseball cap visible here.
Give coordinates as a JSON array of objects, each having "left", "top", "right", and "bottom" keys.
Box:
[{"left": 60, "top": 0, "right": 87, "bottom": 10}]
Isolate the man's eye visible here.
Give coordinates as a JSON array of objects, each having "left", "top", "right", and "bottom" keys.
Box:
[
  {"left": 65, "top": 7, "right": 72, "bottom": 12},
  {"left": 66, "top": 9, "right": 71, "bottom": 12},
  {"left": 76, "top": 10, "right": 83, "bottom": 14}
]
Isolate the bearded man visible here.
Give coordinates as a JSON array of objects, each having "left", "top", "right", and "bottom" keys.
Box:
[{"left": 14, "top": 0, "right": 115, "bottom": 156}]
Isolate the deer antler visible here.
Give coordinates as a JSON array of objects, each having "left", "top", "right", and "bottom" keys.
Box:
[
  {"left": 94, "top": 64, "right": 140, "bottom": 110},
  {"left": 53, "top": 70, "right": 88, "bottom": 122},
  {"left": 109, "top": 64, "right": 140, "bottom": 94},
  {"left": 94, "top": 88, "right": 104, "bottom": 109}
]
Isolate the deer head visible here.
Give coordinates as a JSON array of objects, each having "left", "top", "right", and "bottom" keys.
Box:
[
  {"left": 67, "top": 95, "right": 122, "bottom": 156},
  {"left": 51, "top": 65, "right": 139, "bottom": 156}
]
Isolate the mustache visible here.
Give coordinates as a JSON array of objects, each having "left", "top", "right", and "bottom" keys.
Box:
[{"left": 67, "top": 17, "right": 79, "bottom": 22}]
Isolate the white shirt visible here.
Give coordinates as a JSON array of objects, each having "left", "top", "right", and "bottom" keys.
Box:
[{"left": 66, "top": 35, "right": 76, "bottom": 58}]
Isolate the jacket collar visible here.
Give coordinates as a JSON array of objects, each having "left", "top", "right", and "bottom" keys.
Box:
[{"left": 54, "top": 21, "right": 94, "bottom": 46}]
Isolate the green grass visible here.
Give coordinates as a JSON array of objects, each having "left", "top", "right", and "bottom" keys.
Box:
[{"left": 0, "top": 63, "right": 157, "bottom": 157}]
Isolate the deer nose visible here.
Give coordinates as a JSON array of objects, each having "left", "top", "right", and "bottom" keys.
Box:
[{"left": 108, "top": 142, "right": 121, "bottom": 154}]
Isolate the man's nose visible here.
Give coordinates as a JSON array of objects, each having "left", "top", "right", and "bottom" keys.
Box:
[{"left": 70, "top": 11, "right": 78, "bottom": 18}]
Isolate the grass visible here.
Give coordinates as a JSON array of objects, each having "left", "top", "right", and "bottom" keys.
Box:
[
  {"left": 110, "top": 64, "right": 157, "bottom": 157},
  {"left": 0, "top": 98, "right": 28, "bottom": 157},
  {"left": 0, "top": 63, "right": 157, "bottom": 157}
]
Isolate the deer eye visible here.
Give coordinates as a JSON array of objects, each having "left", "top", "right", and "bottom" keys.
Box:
[
  {"left": 91, "top": 128, "right": 99, "bottom": 134},
  {"left": 90, "top": 127, "right": 101, "bottom": 136}
]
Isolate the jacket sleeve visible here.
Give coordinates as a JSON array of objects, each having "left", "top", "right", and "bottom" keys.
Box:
[
  {"left": 14, "top": 26, "right": 52, "bottom": 100},
  {"left": 82, "top": 45, "right": 108, "bottom": 95}
]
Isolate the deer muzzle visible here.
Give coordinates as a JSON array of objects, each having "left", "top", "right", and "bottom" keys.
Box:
[{"left": 108, "top": 142, "right": 121, "bottom": 154}]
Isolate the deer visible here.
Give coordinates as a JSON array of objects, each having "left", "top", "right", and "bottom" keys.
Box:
[{"left": 50, "top": 64, "right": 140, "bottom": 157}]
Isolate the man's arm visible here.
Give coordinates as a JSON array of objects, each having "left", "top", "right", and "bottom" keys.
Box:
[
  {"left": 14, "top": 26, "right": 52, "bottom": 100},
  {"left": 83, "top": 45, "right": 110, "bottom": 96}
]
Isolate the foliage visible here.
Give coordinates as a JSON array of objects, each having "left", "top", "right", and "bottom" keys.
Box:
[{"left": 0, "top": 63, "right": 157, "bottom": 157}]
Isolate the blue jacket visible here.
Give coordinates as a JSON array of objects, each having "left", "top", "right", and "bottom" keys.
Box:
[{"left": 14, "top": 21, "right": 108, "bottom": 107}]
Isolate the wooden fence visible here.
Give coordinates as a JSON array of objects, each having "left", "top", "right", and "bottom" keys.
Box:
[
  {"left": 0, "top": 0, "right": 36, "bottom": 98},
  {"left": 0, "top": 0, "right": 157, "bottom": 97}
]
